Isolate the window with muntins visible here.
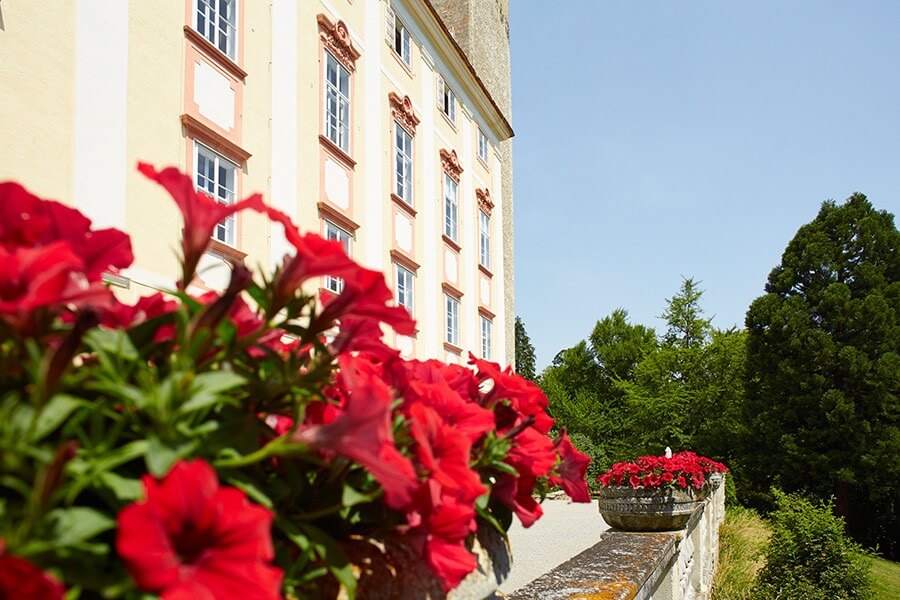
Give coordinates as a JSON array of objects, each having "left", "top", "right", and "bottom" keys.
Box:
[
  {"left": 324, "top": 220, "right": 352, "bottom": 293},
  {"left": 195, "top": 0, "right": 238, "bottom": 60},
  {"left": 324, "top": 51, "right": 351, "bottom": 153},
  {"left": 393, "top": 14, "right": 411, "bottom": 67},
  {"left": 437, "top": 76, "right": 456, "bottom": 123},
  {"left": 481, "top": 315, "right": 492, "bottom": 360},
  {"left": 395, "top": 123, "right": 413, "bottom": 204},
  {"left": 445, "top": 294, "right": 459, "bottom": 346},
  {"left": 195, "top": 143, "right": 237, "bottom": 246},
  {"left": 479, "top": 210, "right": 490, "bottom": 269},
  {"left": 477, "top": 128, "right": 489, "bottom": 163},
  {"left": 395, "top": 264, "right": 414, "bottom": 316},
  {"left": 444, "top": 174, "right": 458, "bottom": 241}
]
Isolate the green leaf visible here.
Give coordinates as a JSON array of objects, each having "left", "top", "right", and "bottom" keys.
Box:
[
  {"left": 299, "top": 523, "right": 357, "bottom": 599},
  {"left": 176, "top": 371, "right": 246, "bottom": 415},
  {"left": 98, "top": 472, "right": 143, "bottom": 501},
  {"left": 32, "top": 395, "right": 85, "bottom": 441},
  {"left": 84, "top": 328, "right": 139, "bottom": 362},
  {"left": 341, "top": 485, "right": 379, "bottom": 508},
  {"left": 146, "top": 437, "right": 196, "bottom": 477},
  {"left": 224, "top": 477, "right": 274, "bottom": 509},
  {"left": 47, "top": 506, "right": 115, "bottom": 546}
]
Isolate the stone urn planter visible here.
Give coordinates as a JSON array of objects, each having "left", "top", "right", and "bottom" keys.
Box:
[{"left": 597, "top": 485, "right": 708, "bottom": 532}]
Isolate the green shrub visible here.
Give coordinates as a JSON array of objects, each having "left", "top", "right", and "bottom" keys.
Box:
[{"left": 754, "top": 489, "right": 874, "bottom": 600}]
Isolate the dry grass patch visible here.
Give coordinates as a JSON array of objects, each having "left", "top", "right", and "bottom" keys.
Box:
[{"left": 711, "top": 507, "right": 771, "bottom": 600}]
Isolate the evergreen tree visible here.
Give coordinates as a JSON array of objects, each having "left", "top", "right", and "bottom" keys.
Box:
[
  {"left": 743, "top": 194, "right": 900, "bottom": 556},
  {"left": 514, "top": 316, "right": 537, "bottom": 380}
]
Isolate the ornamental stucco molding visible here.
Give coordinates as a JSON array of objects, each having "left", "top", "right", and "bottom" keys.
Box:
[
  {"left": 389, "top": 92, "right": 421, "bottom": 135},
  {"left": 476, "top": 188, "right": 494, "bottom": 215},
  {"left": 317, "top": 14, "right": 360, "bottom": 71},
  {"left": 439, "top": 148, "right": 463, "bottom": 182}
]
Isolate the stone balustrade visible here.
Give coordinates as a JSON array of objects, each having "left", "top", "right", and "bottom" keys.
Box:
[{"left": 505, "top": 477, "right": 726, "bottom": 600}]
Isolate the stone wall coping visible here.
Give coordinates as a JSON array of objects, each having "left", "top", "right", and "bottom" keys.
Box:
[{"left": 507, "top": 504, "right": 707, "bottom": 600}]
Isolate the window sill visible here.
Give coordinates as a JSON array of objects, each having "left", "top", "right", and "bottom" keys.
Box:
[
  {"left": 476, "top": 154, "right": 490, "bottom": 170},
  {"left": 181, "top": 114, "right": 251, "bottom": 163},
  {"left": 442, "top": 281, "right": 463, "bottom": 298},
  {"left": 183, "top": 26, "right": 247, "bottom": 81},
  {"left": 439, "top": 109, "right": 458, "bottom": 132},
  {"left": 390, "top": 193, "right": 417, "bottom": 217},
  {"left": 317, "top": 202, "right": 360, "bottom": 233},
  {"left": 318, "top": 134, "right": 356, "bottom": 168},
  {"left": 390, "top": 249, "right": 420, "bottom": 272},
  {"left": 207, "top": 238, "right": 247, "bottom": 264},
  {"left": 478, "top": 263, "right": 493, "bottom": 278},
  {"left": 443, "top": 341, "right": 462, "bottom": 355},
  {"left": 390, "top": 48, "right": 414, "bottom": 77},
  {"left": 442, "top": 234, "right": 462, "bottom": 253}
]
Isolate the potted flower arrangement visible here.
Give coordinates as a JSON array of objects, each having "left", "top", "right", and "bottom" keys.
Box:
[
  {"left": 596, "top": 451, "right": 728, "bottom": 532},
  {"left": 0, "top": 164, "right": 591, "bottom": 599}
]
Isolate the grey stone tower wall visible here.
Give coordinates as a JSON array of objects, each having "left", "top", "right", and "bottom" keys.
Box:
[{"left": 429, "top": 0, "right": 516, "bottom": 368}]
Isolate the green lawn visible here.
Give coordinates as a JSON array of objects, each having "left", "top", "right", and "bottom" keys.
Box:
[{"left": 871, "top": 556, "right": 900, "bottom": 600}]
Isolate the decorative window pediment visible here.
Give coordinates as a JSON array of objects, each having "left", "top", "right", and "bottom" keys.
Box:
[
  {"left": 389, "top": 92, "right": 420, "bottom": 135},
  {"left": 439, "top": 148, "right": 463, "bottom": 182},
  {"left": 476, "top": 188, "right": 494, "bottom": 216},
  {"left": 317, "top": 14, "right": 360, "bottom": 71}
]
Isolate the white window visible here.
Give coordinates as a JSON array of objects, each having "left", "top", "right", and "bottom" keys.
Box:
[
  {"left": 394, "top": 123, "right": 413, "bottom": 204},
  {"left": 479, "top": 210, "right": 490, "bottom": 269},
  {"left": 195, "top": 143, "right": 237, "bottom": 246},
  {"left": 391, "top": 12, "right": 412, "bottom": 67},
  {"left": 477, "top": 128, "right": 489, "bottom": 164},
  {"left": 444, "top": 174, "right": 458, "bottom": 241},
  {"left": 324, "top": 52, "right": 351, "bottom": 153},
  {"left": 437, "top": 76, "right": 456, "bottom": 123},
  {"left": 445, "top": 294, "right": 459, "bottom": 346},
  {"left": 324, "top": 220, "right": 352, "bottom": 293},
  {"left": 195, "top": 0, "right": 238, "bottom": 60},
  {"left": 480, "top": 315, "right": 492, "bottom": 360},
  {"left": 395, "top": 264, "right": 414, "bottom": 316}
]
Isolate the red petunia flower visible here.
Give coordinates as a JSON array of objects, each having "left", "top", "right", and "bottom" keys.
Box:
[
  {"left": 137, "top": 163, "right": 263, "bottom": 288},
  {"left": 293, "top": 355, "right": 418, "bottom": 508},
  {"left": 0, "top": 552, "right": 65, "bottom": 600},
  {"left": 549, "top": 433, "right": 591, "bottom": 502},
  {"left": 0, "top": 242, "right": 113, "bottom": 331},
  {"left": 316, "top": 268, "right": 417, "bottom": 336},
  {"left": 0, "top": 182, "right": 133, "bottom": 279},
  {"left": 116, "top": 460, "right": 282, "bottom": 600}
]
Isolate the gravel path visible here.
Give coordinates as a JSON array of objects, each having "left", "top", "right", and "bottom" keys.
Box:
[{"left": 498, "top": 498, "right": 609, "bottom": 594}]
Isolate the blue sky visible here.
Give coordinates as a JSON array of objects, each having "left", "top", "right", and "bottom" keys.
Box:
[{"left": 509, "top": 1, "right": 900, "bottom": 370}]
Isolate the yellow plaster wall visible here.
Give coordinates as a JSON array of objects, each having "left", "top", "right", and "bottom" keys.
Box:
[{"left": 0, "top": 1, "right": 77, "bottom": 201}]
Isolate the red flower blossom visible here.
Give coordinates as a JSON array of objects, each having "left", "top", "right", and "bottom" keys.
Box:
[
  {"left": 0, "top": 242, "right": 112, "bottom": 331},
  {"left": 0, "top": 182, "right": 133, "bottom": 279},
  {"left": 293, "top": 355, "right": 418, "bottom": 508},
  {"left": 116, "top": 460, "right": 282, "bottom": 600},
  {"left": 492, "top": 472, "right": 543, "bottom": 528},
  {"left": 0, "top": 552, "right": 65, "bottom": 600},
  {"left": 469, "top": 355, "right": 554, "bottom": 434},
  {"left": 316, "top": 268, "right": 416, "bottom": 336},
  {"left": 407, "top": 402, "right": 486, "bottom": 505},
  {"left": 137, "top": 163, "right": 263, "bottom": 288},
  {"left": 549, "top": 433, "right": 591, "bottom": 502}
]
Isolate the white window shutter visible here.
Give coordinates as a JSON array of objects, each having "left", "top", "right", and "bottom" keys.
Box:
[
  {"left": 436, "top": 76, "right": 445, "bottom": 110},
  {"left": 385, "top": 4, "right": 396, "bottom": 46}
]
